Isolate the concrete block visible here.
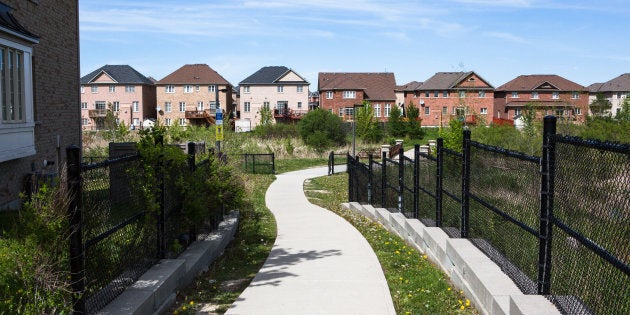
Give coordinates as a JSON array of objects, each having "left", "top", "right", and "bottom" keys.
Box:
[
  {"left": 362, "top": 204, "right": 377, "bottom": 219},
  {"left": 510, "top": 295, "right": 561, "bottom": 315},
  {"left": 389, "top": 212, "right": 407, "bottom": 238},
  {"left": 374, "top": 208, "right": 390, "bottom": 226},
  {"left": 422, "top": 227, "right": 450, "bottom": 273},
  {"left": 404, "top": 219, "right": 427, "bottom": 251}
]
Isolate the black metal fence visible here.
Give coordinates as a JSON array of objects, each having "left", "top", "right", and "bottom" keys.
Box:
[
  {"left": 241, "top": 153, "right": 275, "bottom": 174},
  {"left": 347, "top": 116, "right": 629, "bottom": 314},
  {"left": 328, "top": 151, "right": 348, "bottom": 175},
  {"left": 67, "top": 141, "right": 215, "bottom": 313}
]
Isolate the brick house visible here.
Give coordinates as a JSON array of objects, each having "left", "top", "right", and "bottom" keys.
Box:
[
  {"left": 155, "top": 64, "right": 233, "bottom": 127},
  {"left": 80, "top": 65, "right": 156, "bottom": 130},
  {"left": 0, "top": 0, "right": 80, "bottom": 210},
  {"left": 405, "top": 72, "right": 494, "bottom": 127},
  {"left": 587, "top": 73, "right": 630, "bottom": 117},
  {"left": 238, "top": 66, "right": 310, "bottom": 130},
  {"left": 318, "top": 72, "right": 397, "bottom": 122},
  {"left": 396, "top": 81, "right": 423, "bottom": 116},
  {"left": 494, "top": 74, "right": 588, "bottom": 123}
]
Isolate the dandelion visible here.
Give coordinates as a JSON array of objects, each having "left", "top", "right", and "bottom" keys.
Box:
[
  {"left": 408, "top": 293, "right": 413, "bottom": 298},
  {"left": 399, "top": 277, "right": 403, "bottom": 281},
  {"left": 460, "top": 305, "right": 465, "bottom": 310},
  {"left": 182, "top": 306, "right": 187, "bottom": 311},
  {"left": 447, "top": 287, "right": 451, "bottom": 291},
  {"left": 190, "top": 300, "right": 194, "bottom": 305},
  {"left": 422, "top": 254, "right": 428, "bottom": 259},
  {"left": 458, "top": 300, "right": 463, "bottom": 305},
  {"left": 385, "top": 241, "right": 390, "bottom": 245},
  {"left": 395, "top": 250, "right": 400, "bottom": 254},
  {"left": 465, "top": 299, "right": 470, "bottom": 306}
]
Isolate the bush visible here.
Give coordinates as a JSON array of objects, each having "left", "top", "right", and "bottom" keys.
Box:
[{"left": 298, "top": 109, "right": 346, "bottom": 150}]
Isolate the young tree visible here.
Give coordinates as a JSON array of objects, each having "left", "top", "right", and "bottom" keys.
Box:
[
  {"left": 258, "top": 105, "right": 274, "bottom": 127},
  {"left": 356, "top": 100, "right": 382, "bottom": 142},
  {"left": 589, "top": 93, "right": 613, "bottom": 117},
  {"left": 387, "top": 105, "right": 406, "bottom": 137},
  {"left": 616, "top": 97, "right": 630, "bottom": 122},
  {"left": 298, "top": 109, "right": 346, "bottom": 151},
  {"left": 405, "top": 101, "right": 423, "bottom": 139},
  {"left": 521, "top": 103, "right": 538, "bottom": 137}
]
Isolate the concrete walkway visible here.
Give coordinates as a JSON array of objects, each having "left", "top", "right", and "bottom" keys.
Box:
[{"left": 226, "top": 166, "right": 395, "bottom": 315}]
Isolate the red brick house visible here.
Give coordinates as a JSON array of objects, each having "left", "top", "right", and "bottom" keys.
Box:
[
  {"left": 494, "top": 75, "right": 588, "bottom": 123},
  {"left": 405, "top": 72, "right": 495, "bottom": 127},
  {"left": 0, "top": 1, "right": 80, "bottom": 210},
  {"left": 318, "top": 72, "right": 397, "bottom": 122}
]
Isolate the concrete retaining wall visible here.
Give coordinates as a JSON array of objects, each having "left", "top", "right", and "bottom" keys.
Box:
[{"left": 343, "top": 202, "right": 560, "bottom": 315}]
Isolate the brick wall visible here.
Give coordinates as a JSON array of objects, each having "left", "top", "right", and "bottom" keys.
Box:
[{"left": 0, "top": 0, "right": 80, "bottom": 209}]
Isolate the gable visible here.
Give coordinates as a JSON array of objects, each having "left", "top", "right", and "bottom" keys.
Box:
[
  {"left": 278, "top": 70, "right": 305, "bottom": 83},
  {"left": 454, "top": 73, "right": 493, "bottom": 89},
  {"left": 534, "top": 81, "right": 559, "bottom": 90},
  {"left": 92, "top": 72, "right": 117, "bottom": 84}
]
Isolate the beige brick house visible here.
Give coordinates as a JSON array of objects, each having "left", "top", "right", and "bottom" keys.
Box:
[
  {"left": 155, "top": 64, "right": 233, "bottom": 127},
  {"left": 0, "top": 0, "right": 81, "bottom": 210}
]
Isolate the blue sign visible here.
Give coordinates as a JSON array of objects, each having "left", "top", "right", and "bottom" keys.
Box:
[{"left": 216, "top": 111, "right": 223, "bottom": 121}]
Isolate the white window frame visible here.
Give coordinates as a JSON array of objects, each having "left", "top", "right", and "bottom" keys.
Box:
[
  {"left": 197, "top": 101, "right": 203, "bottom": 111},
  {"left": 244, "top": 101, "right": 251, "bottom": 112},
  {"left": 385, "top": 104, "right": 391, "bottom": 117},
  {"left": 165, "top": 102, "right": 172, "bottom": 112},
  {"left": 478, "top": 90, "right": 485, "bottom": 98},
  {"left": 81, "top": 86, "right": 85, "bottom": 93},
  {"left": 132, "top": 101, "right": 139, "bottom": 112},
  {"left": 81, "top": 102, "right": 88, "bottom": 109},
  {"left": 179, "top": 101, "right": 186, "bottom": 112},
  {"left": 424, "top": 107, "right": 430, "bottom": 115},
  {"left": 95, "top": 101, "right": 106, "bottom": 110},
  {"left": 195, "top": 85, "right": 200, "bottom": 92},
  {"left": 165, "top": 118, "right": 172, "bottom": 126},
  {"left": 297, "top": 86, "right": 303, "bottom": 93},
  {"left": 82, "top": 118, "right": 90, "bottom": 126},
  {"left": 91, "top": 85, "right": 98, "bottom": 93},
  {"left": 297, "top": 101, "right": 302, "bottom": 109},
  {"left": 125, "top": 85, "right": 135, "bottom": 93},
  {"left": 514, "top": 108, "right": 522, "bottom": 116},
  {"left": 184, "top": 85, "right": 193, "bottom": 93},
  {"left": 575, "top": 108, "right": 582, "bottom": 115},
  {"left": 552, "top": 92, "right": 559, "bottom": 100},
  {"left": 179, "top": 118, "right": 186, "bottom": 126},
  {"left": 459, "top": 91, "right": 465, "bottom": 98},
  {"left": 531, "top": 91, "right": 539, "bottom": 99},
  {"left": 326, "top": 91, "right": 333, "bottom": 99},
  {"left": 443, "top": 91, "right": 448, "bottom": 97},
  {"left": 109, "top": 85, "right": 116, "bottom": 93},
  {"left": 277, "top": 85, "right": 284, "bottom": 93},
  {"left": 132, "top": 118, "right": 140, "bottom": 126},
  {"left": 511, "top": 91, "right": 519, "bottom": 98},
  {"left": 263, "top": 101, "right": 270, "bottom": 110},
  {"left": 343, "top": 90, "right": 355, "bottom": 99},
  {"left": 112, "top": 101, "right": 120, "bottom": 112},
  {"left": 442, "top": 107, "right": 447, "bottom": 115},
  {"left": 374, "top": 104, "right": 381, "bottom": 117},
  {"left": 165, "top": 85, "right": 175, "bottom": 93},
  {"left": 480, "top": 107, "right": 488, "bottom": 115},
  {"left": 571, "top": 92, "right": 579, "bottom": 99},
  {"left": 241, "top": 86, "right": 249, "bottom": 93}
]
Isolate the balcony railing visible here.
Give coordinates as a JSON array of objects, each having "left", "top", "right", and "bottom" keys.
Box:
[
  {"left": 88, "top": 109, "right": 107, "bottom": 118},
  {"left": 185, "top": 109, "right": 217, "bottom": 119},
  {"left": 274, "top": 108, "right": 307, "bottom": 119}
]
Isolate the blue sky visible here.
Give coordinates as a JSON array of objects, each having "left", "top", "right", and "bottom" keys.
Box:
[{"left": 80, "top": 0, "right": 630, "bottom": 89}]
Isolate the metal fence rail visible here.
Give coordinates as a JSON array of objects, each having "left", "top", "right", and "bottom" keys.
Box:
[
  {"left": 346, "top": 116, "right": 630, "bottom": 315},
  {"left": 328, "top": 151, "right": 348, "bottom": 175},
  {"left": 241, "top": 153, "right": 275, "bottom": 174}
]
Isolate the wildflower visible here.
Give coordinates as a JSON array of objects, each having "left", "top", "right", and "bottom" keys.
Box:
[
  {"left": 385, "top": 241, "right": 390, "bottom": 245},
  {"left": 190, "top": 300, "right": 194, "bottom": 305},
  {"left": 458, "top": 300, "right": 463, "bottom": 305},
  {"left": 182, "top": 306, "right": 187, "bottom": 311},
  {"left": 395, "top": 250, "right": 400, "bottom": 254},
  {"left": 460, "top": 305, "right": 465, "bottom": 310},
  {"left": 447, "top": 287, "right": 451, "bottom": 291},
  {"left": 408, "top": 293, "right": 413, "bottom": 297},
  {"left": 422, "top": 254, "right": 427, "bottom": 259},
  {"left": 465, "top": 299, "right": 470, "bottom": 306}
]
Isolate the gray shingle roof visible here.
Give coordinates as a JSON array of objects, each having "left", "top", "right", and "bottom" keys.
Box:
[
  {"left": 81, "top": 65, "right": 154, "bottom": 85},
  {"left": 418, "top": 71, "right": 494, "bottom": 91},
  {"left": 593, "top": 73, "right": 630, "bottom": 92},
  {"left": 157, "top": 64, "right": 231, "bottom": 85},
  {"left": 318, "top": 72, "right": 397, "bottom": 101},
  {"left": 0, "top": 3, "right": 39, "bottom": 43},
  {"left": 240, "top": 66, "right": 308, "bottom": 85},
  {"left": 496, "top": 74, "right": 584, "bottom": 91}
]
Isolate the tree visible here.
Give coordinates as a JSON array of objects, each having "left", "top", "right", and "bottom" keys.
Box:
[
  {"left": 589, "top": 93, "right": 613, "bottom": 117},
  {"left": 405, "top": 101, "right": 424, "bottom": 139},
  {"left": 616, "top": 97, "right": 630, "bottom": 122},
  {"left": 387, "top": 105, "right": 406, "bottom": 137},
  {"left": 298, "top": 109, "right": 346, "bottom": 152},
  {"left": 355, "top": 100, "right": 382, "bottom": 142},
  {"left": 258, "top": 105, "right": 274, "bottom": 127},
  {"left": 439, "top": 119, "right": 464, "bottom": 152},
  {"left": 521, "top": 103, "right": 538, "bottom": 137}
]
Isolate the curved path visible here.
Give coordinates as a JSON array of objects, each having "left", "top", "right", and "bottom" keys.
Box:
[{"left": 226, "top": 166, "right": 395, "bottom": 315}]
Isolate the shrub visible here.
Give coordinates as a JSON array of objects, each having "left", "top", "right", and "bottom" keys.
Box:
[{"left": 298, "top": 109, "right": 346, "bottom": 150}]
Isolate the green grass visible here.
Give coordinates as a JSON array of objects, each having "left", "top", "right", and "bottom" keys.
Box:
[
  {"left": 304, "top": 173, "right": 478, "bottom": 314},
  {"left": 274, "top": 158, "right": 327, "bottom": 174}
]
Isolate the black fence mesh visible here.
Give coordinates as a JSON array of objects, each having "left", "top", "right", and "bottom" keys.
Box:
[
  {"left": 401, "top": 155, "right": 416, "bottom": 219},
  {"left": 371, "top": 159, "right": 384, "bottom": 208},
  {"left": 550, "top": 137, "right": 630, "bottom": 314},
  {"left": 349, "top": 157, "right": 370, "bottom": 204},
  {"left": 441, "top": 148, "right": 462, "bottom": 237},
  {"left": 417, "top": 152, "right": 437, "bottom": 226},
  {"left": 383, "top": 158, "right": 400, "bottom": 211},
  {"left": 164, "top": 161, "right": 188, "bottom": 258},
  {"left": 241, "top": 153, "right": 275, "bottom": 174},
  {"left": 468, "top": 142, "right": 541, "bottom": 294},
  {"left": 81, "top": 155, "right": 157, "bottom": 313}
]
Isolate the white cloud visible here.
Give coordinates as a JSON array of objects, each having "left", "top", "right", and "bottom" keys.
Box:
[{"left": 483, "top": 31, "right": 529, "bottom": 44}]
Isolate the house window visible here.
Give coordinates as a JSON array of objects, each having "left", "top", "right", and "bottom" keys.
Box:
[
  {"left": 82, "top": 118, "right": 90, "bottom": 125},
  {"left": 343, "top": 91, "right": 355, "bottom": 99},
  {"left": 425, "top": 92, "right": 429, "bottom": 97},
  {"left": 133, "top": 118, "right": 139, "bottom": 126},
  {"left": 179, "top": 118, "right": 186, "bottom": 126},
  {"left": 165, "top": 118, "right": 172, "bottom": 126},
  {"left": 345, "top": 107, "right": 354, "bottom": 117},
  {"left": 572, "top": 92, "right": 579, "bottom": 99},
  {"left": 109, "top": 85, "right": 116, "bottom": 93},
  {"left": 112, "top": 101, "right": 120, "bottom": 112},
  {"left": 297, "top": 101, "right": 302, "bottom": 109},
  {"left": 195, "top": 85, "right": 200, "bottom": 92},
  {"left": 184, "top": 85, "right": 193, "bottom": 93},
  {"left": 552, "top": 92, "right": 559, "bottom": 99},
  {"left": 575, "top": 108, "right": 582, "bottom": 115},
  {"left": 209, "top": 101, "right": 217, "bottom": 109},
  {"left": 478, "top": 91, "right": 485, "bottom": 98},
  {"left": 459, "top": 91, "right": 466, "bottom": 98},
  {"left": 165, "top": 102, "right": 172, "bottom": 112},
  {"left": 81, "top": 102, "right": 88, "bottom": 109},
  {"left": 132, "top": 101, "right": 139, "bottom": 112},
  {"left": 480, "top": 107, "right": 488, "bottom": 114},
  {"left": 511, "top": 92, "right": 518, "bottom": 98},
  {"left": 179, "top": 102, "right": 186, "bottom": 112},
  {"left": 434, "top": 91, "right": 439, "bottom": 97},
  {"left": 374, "top": 104, "right": 381, "bottom": 117},
  {"left": 197, "top": 101, "right": 203, "bottom": 111},
  {"left": 95, "top": 101, "right": 106, "bottom": 110},
  {"left": 385, "top": 104, "right": 391, "bottom": 117},
  {"left": 339, "top": 107, "right": 343, "bottom": 117},
  {"left": 263, "top": 101, "right": 270, "bottom": 110},
  {"left": 442, "top": 106, "right": 447, "bottom": 115},
  {"left": 514, "top": 108, "right": 522, "bottom": 116},
  {"left": 425, "top": 107, "right": 430, "bottom": 115},
  {"left": 125, "top": 85, "right": 135, "bottom": 93},
  {"left": 297, "top": 86, "right": 303, "bottom": 93},
  {"left": 91, "top": 85, "right": 98, "bottom": 93},
  {"left": 443, "top": 91, "right": 448, "bottom": 97},
  {"left": 165, "top": 85, "right": 175, "bottom": 93},
  {"left": 326, "top": 91, "right": 333, "bottom": 99},
  {"left": 244, "top": 102, "right": 251, "bottom": 112},
  {"left": 81, "top": 86, "right": 85, "bottom": 93},
  {"left": 241, "top": 86, "right": 248, "bottom": 93},
  {"left": 277, "top": 85, "right": 284, "bottom": 93},
  {"left": 531, "top": 92, "right": 539, "bottom": 99}
]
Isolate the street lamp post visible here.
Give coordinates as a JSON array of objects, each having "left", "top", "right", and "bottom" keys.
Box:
[{"left": 352, "top": 103, "right": 362, "bottom": 157}]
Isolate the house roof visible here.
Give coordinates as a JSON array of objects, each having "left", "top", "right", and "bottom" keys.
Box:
[
  {"left": 240, "top": 66, "right": 308, "bottom": 85},
  {"left": 587, "top": 82, "right": 604, "bottom": 93},
  {"left": 0, "top": 3, "right": 39, "bottom": 44},
  {"left": 318, "top": 72, "right": 397, "bottom": 101},
  {"left": 496, "top": 74, "right": 584, "bottom": 92},
  {"left": 397, "top": 81, "right": 423, "bottom": 91},
  {"left": 157, "top": 64, "right": 231, "bottom": 86},
  {"left": 592, "top": 73, "right": 630, "bottom": 92},
  {"left": 81, "top": 65, "right": 154, "bottom": 85},
  {"left": 418, "top": 71, "right": 494, "bottom": 91}
]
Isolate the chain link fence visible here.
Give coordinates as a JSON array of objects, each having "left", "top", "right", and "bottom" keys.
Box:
[{"left": 241, "top": 153, "right": 275, "bottom": 174}]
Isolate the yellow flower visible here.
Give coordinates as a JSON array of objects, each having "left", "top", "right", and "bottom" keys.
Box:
[
  {"left": 458, "top": 299, "right": 463, "bottom": 304},
  {"left": 460, "top": 305, "right": 465, "bottom": 310},
  {"left": 422, "top": 254, "right": 428, "bottom": 259},
  {"left": 182, "top": 306, "right": 187, "bottom": 311},
  {"left": 447, "top": 287, "right": 451, "bottom": 291},
  {"left": 190, "top": 300, "right": 194, "bottom": 305},
  {"left": 465, "top": 299, "right": 470, "bottom": 306},
  {"left": 395, "top": 250, "right": 400, "bottom": 254}
]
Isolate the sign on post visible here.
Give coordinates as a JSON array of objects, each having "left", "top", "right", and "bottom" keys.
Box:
[{"left": 215, "top": 108, "right": 223, "bottom": 140}]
